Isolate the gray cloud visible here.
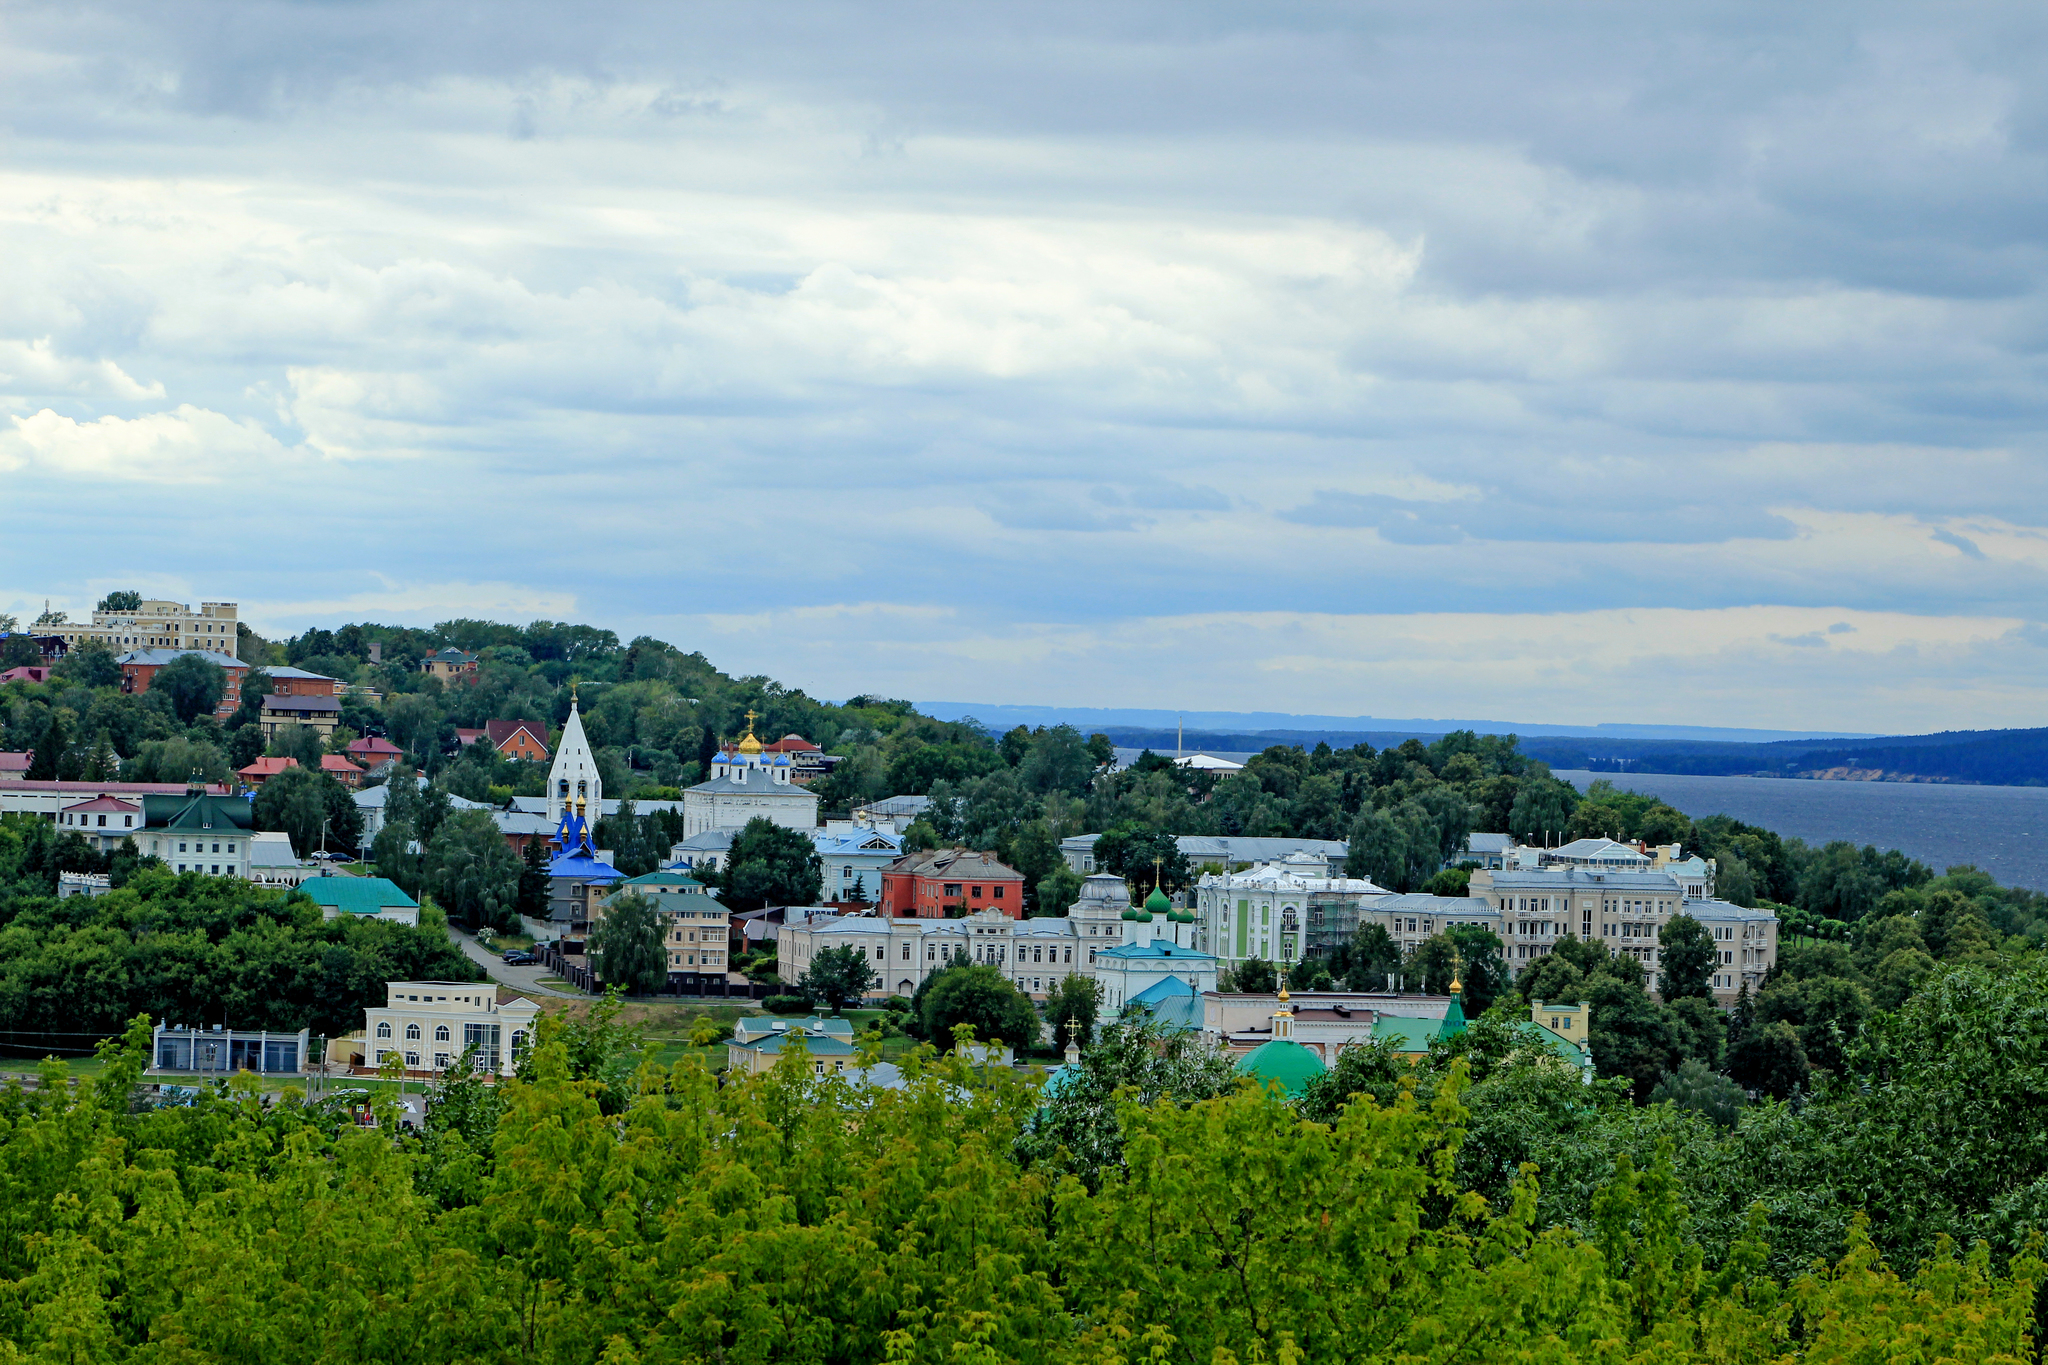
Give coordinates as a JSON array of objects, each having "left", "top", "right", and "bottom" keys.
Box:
[{"left": 2, "top": 1, "right": 2048, "bottom": 725}]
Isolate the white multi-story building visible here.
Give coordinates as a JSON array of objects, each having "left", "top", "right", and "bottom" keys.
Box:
[
  {"left": 778, "top": 870, "right": 1208, "bottom": 1010},
  {"left": 44, "top": 598, "right": 240, "bottom": 655},
  {"left": 1194, "top": 853, "right": 1390, "bottom": 972},
  {"left": 358, "top": 981, "right": 540, "bottom": 1076}
]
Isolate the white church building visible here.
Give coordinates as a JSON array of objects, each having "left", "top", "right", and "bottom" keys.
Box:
[
  {"left": 680, "top": 711, "right": 819, "bottom": 838},
  {"left": 547, "top": 687, "right": 602, "bottom": 827}
]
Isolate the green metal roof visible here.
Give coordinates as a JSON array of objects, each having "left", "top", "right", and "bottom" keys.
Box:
[
  {"left": 1370, "top": 1016, "right": 1440, "bottom": 1054},
  {"left": 1234, "top": 1038, "right": 1327, "bottom": 1098},
  {"left": 297, "top": 876, "right": 418, "bottom": 915},
  {"left": 1516, "top": 1020, "right": 1591, "bottom": 1067},
  {"left": 141, "top": 793, "right": 254, "bottom": 833}
]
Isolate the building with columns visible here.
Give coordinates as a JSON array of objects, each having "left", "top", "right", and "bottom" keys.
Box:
[{"left": 1194, "top": 853, "right": 1390, "bottom": 973}]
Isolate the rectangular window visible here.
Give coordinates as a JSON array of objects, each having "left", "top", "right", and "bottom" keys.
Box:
[
  {"left": 993, "top": 886, "right": 1004, "bottom": 899},
  {"left": 943, "top": 883, "right": 961, "bottom": 897}
]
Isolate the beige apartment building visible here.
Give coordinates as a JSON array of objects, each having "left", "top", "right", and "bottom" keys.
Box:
[
  {"left": 1466, "top": 866, "right": 1777, "bottom": 1005},
  {"left": 45, "top": 599, "right": 240, "bottom": 655}
]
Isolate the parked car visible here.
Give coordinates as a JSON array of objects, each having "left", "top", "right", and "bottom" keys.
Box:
[
  {"left": 309, "top": 850, "right": 342, "bottom": 862},
  {"left": 501, "top": 950, "right": 536, "bottom": 965}
]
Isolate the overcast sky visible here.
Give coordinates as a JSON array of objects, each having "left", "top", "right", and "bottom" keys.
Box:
[{"left": 3, "top": 2, "right": 2046, "bottom": 732}]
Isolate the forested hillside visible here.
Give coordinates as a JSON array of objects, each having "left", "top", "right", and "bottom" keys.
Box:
[{"left": 1, "top": 1003, "right": 2044, "bottom": 1363}]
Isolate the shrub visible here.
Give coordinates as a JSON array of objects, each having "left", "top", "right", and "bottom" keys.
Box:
[{"left": 762, "top": 994, "right": 812, "bottom": 1015}]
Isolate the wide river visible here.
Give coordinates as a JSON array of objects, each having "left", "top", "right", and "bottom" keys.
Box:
[{"left": 1554, "top": 770, "right": 2048, "bottom": 892}]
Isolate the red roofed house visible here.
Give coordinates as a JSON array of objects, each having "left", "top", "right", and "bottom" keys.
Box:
[
  {"left": 346, "top": 736, "right": 405, "bottom": 770},
  {"left": 321, "top": 754, "right": 367, "bottom": 788},
  {"left": 57, "top": 795, "right": 142, "bottom": 850},
  {"left": 878, "top": 847, "right": 1027, "bottom": 920},
  {"left": 453, "top": 728, "right": 487, "bottom": 748},
  {"left": 239, "top": 755, "right": 368, "bottom": 791},
  {"left": 238, "top": 757, "right": 297, "bottom": 788},
  {"left": 0, "top": 666, "right": 52, "bottom": 684},
  {"left": 0, "top": 752, "right": 30, "bottom": 783},
  {"left": 484, "top": 719, "right": 550, "bottom": 762}
]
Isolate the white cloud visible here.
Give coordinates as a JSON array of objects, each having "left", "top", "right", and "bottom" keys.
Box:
[{"left": 0, "top": 405, "right": 294, "bottom": 482}]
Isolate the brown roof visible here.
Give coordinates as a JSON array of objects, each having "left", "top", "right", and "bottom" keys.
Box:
[
  {"left": 485, "top": 719, "right": 549, "bottom": 751},
  {"left": 760, "top": 734, "right": 821, "bottom": 754},
  {"left": 320, "top": 755, "right": 365, "bottom": 774},
  {"left": 886, "top": 847, "right": 1025, "bottom": 880},
  {"left": 347, "top": 737, "right": 403, "bottom": 756}
]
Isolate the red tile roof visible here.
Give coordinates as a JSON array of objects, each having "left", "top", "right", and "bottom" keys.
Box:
[
  {"left": 453, "top": 728, "right": 486, "bottom": 745},
  {"left": 321, "top": 755, "right": 365, "bottom": 774},
  {"left": 60, "top": 794, "right": 142, "bottom": 813},
  {"left": 346, "top": 737, "right": 404, "bottom": 758},
  {"left": 0, "top": 752, "right": 30, "bottom": 774},
  {"left": 760, "top": 734, "right": 821, "bottom": 754}
]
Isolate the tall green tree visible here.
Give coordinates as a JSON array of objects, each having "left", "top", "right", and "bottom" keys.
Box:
[
  {"left": 424, "top": 808, "right": 521, "bottom": 932},
  {"left": 26, "top": 711, "right": 64, "bottom": 780},
  {"left": 798, "top": 944, "right": 880, "bottom": 1013},
  {"left": 252, "top": 765, "right": 361, "bottom": 856},
  {"left": 95, "top": 590, "right": 142, "bottom": 612},
  {"left": 152, "top": 653, "right": 228, "bottom": 723},
  {"left": 1045, "top": 971, "right": 1102, "bottom": 1051},
  {"left": 915, "top": 961, "right": 1039, "bottom": 1050},
  {"left": 589, "top": 891, "right": 667, "bottom": 995},
  {"left": 718, "top": 816, "right": 823, "bottom": 910},
  {"left": 1657, "top": 913, "right": 1716, "bottom": 1000}
]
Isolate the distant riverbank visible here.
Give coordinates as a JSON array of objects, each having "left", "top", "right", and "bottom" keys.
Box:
[{"left": 1555, "top": 770, "right": 2048, "bottom": 892}]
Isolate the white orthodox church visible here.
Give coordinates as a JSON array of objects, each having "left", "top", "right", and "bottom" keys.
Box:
[
  {"left": 546, "top": 689, "right": 601, "bottom": 827},
  {"left": 680, "top": 711, "right": 819, "bottom": 838}
]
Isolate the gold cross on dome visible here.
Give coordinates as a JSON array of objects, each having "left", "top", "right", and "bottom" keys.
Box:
[{"left": 744, "top": 708, "right": 759, "bottom": 733}]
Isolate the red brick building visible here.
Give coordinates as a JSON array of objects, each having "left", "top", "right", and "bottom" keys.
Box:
[
  {"left": 484, "top": 719, "right": 550, "bottom": 762},
  {"left": 117, "top": 648, "right": 249, "bottom": 719},
  {"left": 878, "top": 848, "right": 1026, "bottom": 919}
]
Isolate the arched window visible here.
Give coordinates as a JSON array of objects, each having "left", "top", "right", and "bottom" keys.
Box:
[
  {"left": 376, "top": 1022, "right": 391, "bottom": 1038},
  {"left": 511, "top": 1031, "right": 529, "bottom": 1058},
  {"left": 434, "top": 1025, "right": 450, "bottom": 1042},
  {"left": 558, "top": 779, "right": 569, "bottom": 798},
  {"left": 405, "top": 1023, "right": 421, "bottom": 1040}
]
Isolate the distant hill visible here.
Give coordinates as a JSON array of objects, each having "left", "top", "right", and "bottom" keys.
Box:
[{"left": 1078, "top": 721, "right": 2048, "bottom": 788}]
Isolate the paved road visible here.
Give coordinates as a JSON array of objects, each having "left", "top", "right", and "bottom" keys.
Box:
[{"left": 446, "top": 925, "right": 587, "bottom": 1000}]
